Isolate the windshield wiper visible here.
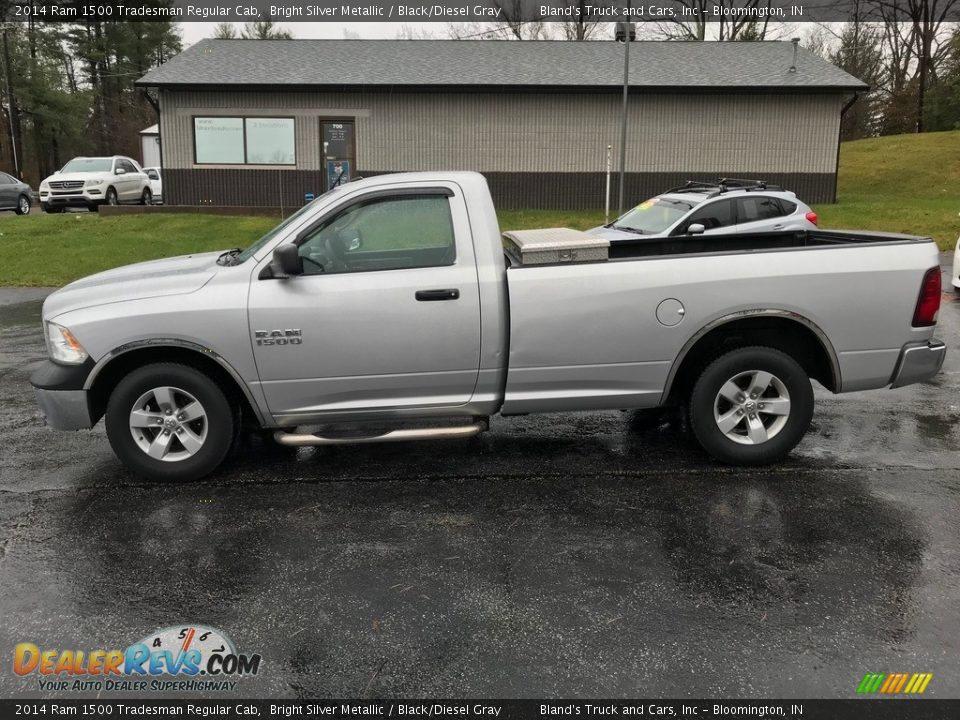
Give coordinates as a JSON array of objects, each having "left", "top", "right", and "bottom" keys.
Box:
[
  {"left": 216, "top": 248, "right": 243, "bottom": 266},
  {"left": 612, "top": 225, "right": 647, "bottom": 235}
]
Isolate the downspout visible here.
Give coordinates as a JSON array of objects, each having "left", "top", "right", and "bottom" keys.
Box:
[{"left": 834, "top": 92, "right": 860, "bottom": 203}]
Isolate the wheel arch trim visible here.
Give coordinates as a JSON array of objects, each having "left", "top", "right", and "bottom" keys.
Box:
[
  {"left": 83, "top": 338, "right": 266, "bottom": 425},
  {"left": 660, "top": 309, "right": 842, "bottom": 402}
]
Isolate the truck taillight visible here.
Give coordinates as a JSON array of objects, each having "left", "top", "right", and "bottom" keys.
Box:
[
  {"left": 805, "top": 211, "right": 818, "bottom": 226},
  {"left": 912, "top": 267, "right": 942, "bottom": 327}
]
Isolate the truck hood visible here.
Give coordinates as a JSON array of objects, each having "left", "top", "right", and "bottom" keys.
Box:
[{"left": 43, "top": 251, "right": 223, "bottom": 320}]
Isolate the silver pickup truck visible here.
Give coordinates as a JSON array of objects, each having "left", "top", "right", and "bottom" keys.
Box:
[{"left": 31, "top": 172, "right": 946, "bottom": 481}]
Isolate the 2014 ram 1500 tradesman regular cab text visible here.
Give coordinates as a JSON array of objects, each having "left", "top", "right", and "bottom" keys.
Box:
[{"left": 31, "top": 172, "right": 947, "bottom": 481}]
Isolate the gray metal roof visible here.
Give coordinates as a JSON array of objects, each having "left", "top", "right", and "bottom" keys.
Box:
[{"left": 137, "top": 39, "right": 867, "bottom": 91}]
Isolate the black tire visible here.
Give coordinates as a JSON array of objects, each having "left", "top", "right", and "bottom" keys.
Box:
[
  {"left": 141, "top": 188, "right": 152, "bottom": 205},
  {"left": 688, "top": 346, "right": 814, "bottom": 466},
  {"left": 105, "top": 363, "right": 236, "bottom": 481},
  {"left": 106, "top": 187, "right": 118, "bottom": 206},
  {"left": 15, "top": 194, "right": 31, "bottom": 215},
  {"left": 42, "top": 204, "right": 63, "bottom": 214}
]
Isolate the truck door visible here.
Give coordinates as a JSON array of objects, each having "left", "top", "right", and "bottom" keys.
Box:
[{"left": 247, "top": 184, "right": 482, "bottom": 422}]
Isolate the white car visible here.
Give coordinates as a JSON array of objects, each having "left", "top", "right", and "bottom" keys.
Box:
[
  {"left": 143, "top": 167, "right": 162, "bottom": 204},
  {"left": 39, "top": 156, "right": 152, "bottom": 213},
  {"left": 589, "top": 179, "right": 819, "bottom": 242},
  {"left": 953, "top": 235, "right": 960, "bottom": 291}
]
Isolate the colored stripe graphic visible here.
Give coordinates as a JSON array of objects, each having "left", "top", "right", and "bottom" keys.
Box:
[{"left": 857, "top": 673, "right": 932, "bottom": 694}]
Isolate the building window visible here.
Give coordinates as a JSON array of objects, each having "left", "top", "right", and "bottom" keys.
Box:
[{"left": 193, "top": 117, "right": 295, "bottom": 165}]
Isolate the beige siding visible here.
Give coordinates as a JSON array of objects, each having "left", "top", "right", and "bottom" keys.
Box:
[{"left": 160, "top": 89, "right": 843, "bottom": 176}]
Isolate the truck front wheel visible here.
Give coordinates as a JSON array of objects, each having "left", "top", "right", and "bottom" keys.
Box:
[
  {"left": 105, "top": 363, "right": 235, "bottom": 481},
  {"left": 688, "top": 346, "right": 813, "bottom": 465}
]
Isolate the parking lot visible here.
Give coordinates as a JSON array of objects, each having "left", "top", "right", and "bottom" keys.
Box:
[{"left": 1, "top": 257, "right": 958, "bottom": 700}]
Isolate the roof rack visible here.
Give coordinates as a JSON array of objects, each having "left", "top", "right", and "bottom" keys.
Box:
[{"left": 663, "top": 178, "right": 784, "bottom": 197}]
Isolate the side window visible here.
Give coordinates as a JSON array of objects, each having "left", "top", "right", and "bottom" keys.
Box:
[
  {"left": 737, "top": 196, "right": 784, "bottom": 223},
  {"left": 681, "top": 199, "right": 735, "bottom": 232},
  {"left": 146, "top": 169, "right": 160, "bottom": 180},
  {"left": 0, "top": 173, "right": 11, "bottom": 184},
  {"left": 122, "top": 159, "right": 138, "bottom": 173},
  {"left": 779, "top": 199, "right": 797, "bottom": 215},
  {"left": 297, "top": 194, "right": 456, "bottom": 276}
]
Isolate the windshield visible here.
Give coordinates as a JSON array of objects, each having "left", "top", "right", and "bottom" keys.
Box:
[
  {"left": 611, "top": 197, "right": 695, "bottom": 235},
  {"left": 60, "top": 157, "right": 113, "bottom": 173},
  {"left": 233, "top": 187, "right": 341, "bottom": 264}
]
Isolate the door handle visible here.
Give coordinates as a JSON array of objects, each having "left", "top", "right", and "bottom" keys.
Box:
[{"left": 415, "top": 289, "right": 460, "bottom": 301}]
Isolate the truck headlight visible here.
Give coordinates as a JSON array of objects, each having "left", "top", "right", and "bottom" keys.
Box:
[{"left": 45, "top": 322, "right": 89, "bottom": 365}]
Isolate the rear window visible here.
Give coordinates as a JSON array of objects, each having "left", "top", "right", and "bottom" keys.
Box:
[
  {"left": 612, "top": 197, "right": 695, "bottom": 235},
  {"left": 737, "top": 196, "right": 786, "bottom": 222}
]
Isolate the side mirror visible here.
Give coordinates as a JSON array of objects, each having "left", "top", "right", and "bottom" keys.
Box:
[
  {"left": 687, "top": 223, "right": 706, "bottom": 235},
  {"left": 115, "top": 168, "right": 126, "bottom": 175},
  {"left": 271, "top": 244, "right": 303, "bottom": 278}
]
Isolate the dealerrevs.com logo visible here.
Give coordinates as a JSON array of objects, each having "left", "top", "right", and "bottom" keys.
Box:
[{"left": 13, "top": 625, "right": 262, "bottom": 693}]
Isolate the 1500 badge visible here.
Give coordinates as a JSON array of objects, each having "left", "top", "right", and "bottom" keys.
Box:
[{"left": 254, "top": 329, "right": 302, "bottom": 346}]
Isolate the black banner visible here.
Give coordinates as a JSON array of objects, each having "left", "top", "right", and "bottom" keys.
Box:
[
  {"left": 8, "top": 0, "right": 960, "bottom": 23},
  {"left": 2, "top": 700, "right": 959, "bottom": 719}
]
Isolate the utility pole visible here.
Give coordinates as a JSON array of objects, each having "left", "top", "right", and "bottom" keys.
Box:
[{"left": 1, "top": 24, "right": 21, "bottom": 178}]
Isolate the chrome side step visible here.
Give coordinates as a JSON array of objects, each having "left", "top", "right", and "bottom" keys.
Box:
[{"left": 273, "top": 420, "right": 488, "bottom": 447}]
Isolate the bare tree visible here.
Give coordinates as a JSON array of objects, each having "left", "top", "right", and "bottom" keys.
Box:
[
  {"left": 211, "top": 23, "right": 237, "bottom": 39},
  {"left": 647, "top": 0, "right": 777, "bottom": 41},
  {"left": 875, "top": 0, "right": 956, "bottom": 132},
  {"left": 552, "top": 0, "right": 605, "bottom": 40},
  {"left": 241, "top": 21, "right": 293, "bottom": 40},
  {"left": 394, "top": 24, "right": 438, "bottom": 39}
]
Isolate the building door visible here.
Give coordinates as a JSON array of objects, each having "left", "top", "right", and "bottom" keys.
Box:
[{"left": 322, "top": 121, "right": 355, "bottom": 190}]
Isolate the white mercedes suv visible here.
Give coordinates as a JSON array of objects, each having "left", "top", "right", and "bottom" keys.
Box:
[{"left": 39, "top": 156, "right": 152, "bottom": 213}]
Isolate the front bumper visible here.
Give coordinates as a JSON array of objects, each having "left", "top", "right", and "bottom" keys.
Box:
[
  {"left": 33, "top": 388, "right": 93, "bottom": 430},
  {"left": 31, "top": 359, "right": 96, "bottom": 431},
  {"left": 890, "top": 339, "right": 947, "bottom": 389},
  {"left": 40, "top": 189, "right": 104, "bottom": 207}
]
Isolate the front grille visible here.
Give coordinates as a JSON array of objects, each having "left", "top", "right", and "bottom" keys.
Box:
[{"left": 49, "top": 180, "right": 84, "bottom": 190}]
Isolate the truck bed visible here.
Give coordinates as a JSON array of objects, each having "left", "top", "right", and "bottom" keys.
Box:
[
  {"left": 503, "top": 228, "right": 934, "bottom": 266},
  {"left": 499, "top": 229, "right": 940, "bottom": 414},
  {"left": 607, "top": 229, "right": 933, "bottom": 261}
]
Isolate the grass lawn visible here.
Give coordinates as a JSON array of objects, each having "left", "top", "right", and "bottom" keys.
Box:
[
  {"left": 812, "top": 130, "right": 959, "bottom": 251},
  {"left": 1, "top": 131, "right": 956, "bottom": 287}
]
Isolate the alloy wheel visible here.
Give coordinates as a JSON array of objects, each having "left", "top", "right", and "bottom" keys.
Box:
[
  {"left": 713, "top": 370, "right": 791, "bottom": 445},
  {"left": 128, "top": 386, "right": 208, "bottom": 462}
]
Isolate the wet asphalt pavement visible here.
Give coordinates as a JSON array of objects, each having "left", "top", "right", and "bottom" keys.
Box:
[{"left": 1, "top": 257, "right": 958, "bottom": 701}]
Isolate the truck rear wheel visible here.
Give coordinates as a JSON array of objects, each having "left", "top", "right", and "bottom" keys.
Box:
[
  {"left": 105, "top": 363, "right": 235, "bottom": 481},
  {"left": 688, "top": 346, "right": 813, "bottom": 465}
]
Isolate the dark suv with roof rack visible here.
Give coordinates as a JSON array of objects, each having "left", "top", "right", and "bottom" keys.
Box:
[{"left": 589, "top": 179, "right": 819, "bottom": 242}]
